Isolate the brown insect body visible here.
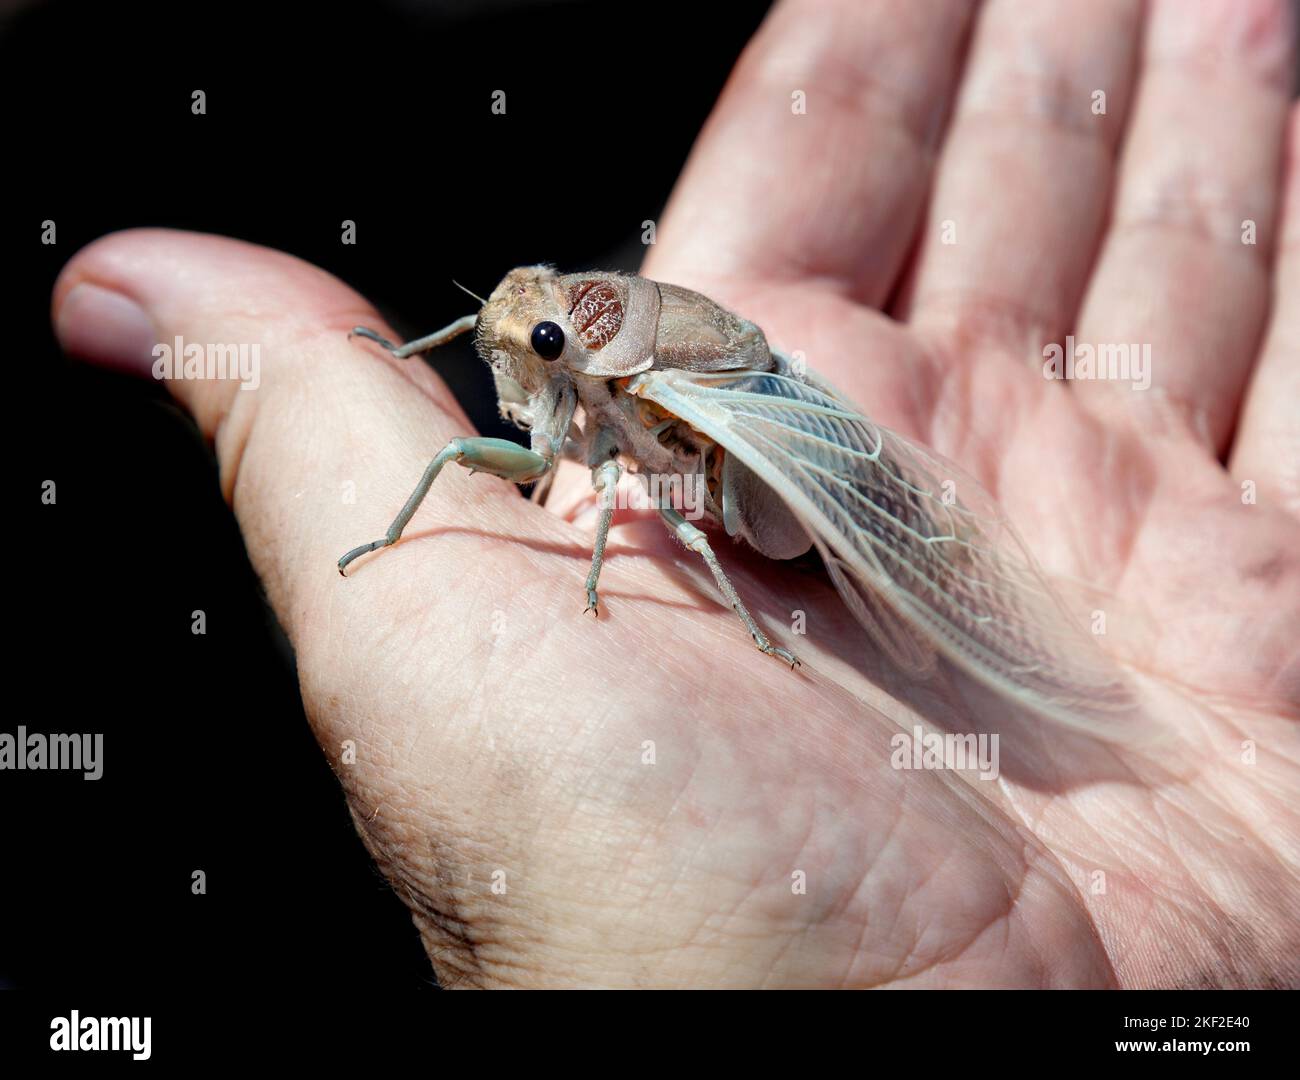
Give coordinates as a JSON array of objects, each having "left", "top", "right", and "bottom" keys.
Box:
[{"left": 473, "top": 265, "right": 805, "bottom": 556}]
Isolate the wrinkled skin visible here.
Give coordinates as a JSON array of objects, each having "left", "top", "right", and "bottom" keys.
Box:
[{"left": 54, "top": 0, "right": 1298, "bottom": 987}]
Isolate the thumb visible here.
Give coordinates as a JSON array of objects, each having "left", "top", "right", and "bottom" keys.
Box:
[{"left": 51, "top": 228, "right": 538, "bottom": 639}]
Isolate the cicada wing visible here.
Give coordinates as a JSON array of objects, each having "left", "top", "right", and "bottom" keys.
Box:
[
  {"left": 627, "top": 362, "right": 1136, "bottom": 733},
  {"left": 819, "top": 545, "right": 938, "bottom": 678}
]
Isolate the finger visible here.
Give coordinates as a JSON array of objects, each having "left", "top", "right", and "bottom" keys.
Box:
[
  {"left": 51, "top": 228, "right": 564, "bottom": 638},
  {"left": 1231, "top": 103, "right": 1300, "bottom": 517},
  {"left": 644, "top": 0, "right": 978, "bottom": 307},
  {"left": 902, "top": 0, "right": 1143, "bottom": 359},
  {"left": 1072, "top": 0, "right": 1297, "bottom": 454}
]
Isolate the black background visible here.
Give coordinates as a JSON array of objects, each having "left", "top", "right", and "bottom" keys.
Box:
[{"left": 2, "top": 0, "right": 771, "bottom": 991}]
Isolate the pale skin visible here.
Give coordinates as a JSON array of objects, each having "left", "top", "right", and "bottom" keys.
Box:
[{"left": 53, "top": 0, "right": 1298, "bottom": 987}]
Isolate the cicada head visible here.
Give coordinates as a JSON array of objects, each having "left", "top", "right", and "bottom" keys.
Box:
[
  {"left": 473, "top": 265, "right": 572, "bottom": 419},
  {"left": 476, "top": 264, "right": 662, "bottom": 391}
]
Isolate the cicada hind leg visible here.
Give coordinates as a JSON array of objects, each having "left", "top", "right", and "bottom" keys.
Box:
[{"left": 659, "top": 507, "right": 800, "bottom": 670}]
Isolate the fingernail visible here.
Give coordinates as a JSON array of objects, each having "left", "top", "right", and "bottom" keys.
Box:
[{"left": 56, "top": 283, "right": 159, "bottom": 378}]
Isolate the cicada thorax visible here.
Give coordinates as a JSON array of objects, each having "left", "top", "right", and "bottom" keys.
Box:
[
  {"left": 651, "top": 282, "right": 775, "bottom": 372},
  {"left": 556, "top": 272, "right": 776, "bottom": 377},
  {"left": 556, "top": 273, "right": 661, "bottom": 377}
]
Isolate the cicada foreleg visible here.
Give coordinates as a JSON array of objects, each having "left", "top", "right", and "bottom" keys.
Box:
[
  {"left": 658, "top": 507, "right": 800, "bottom": 670},
  {"left": 337, "top": 437, "right": 551, "bottom": 575},
  {"left": 349, "top": 316, "right": 477, "bottom": 359}
]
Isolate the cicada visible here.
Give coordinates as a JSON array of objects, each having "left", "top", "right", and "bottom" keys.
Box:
[{"left": 340, "top": 267, "right": 1133, "bottom": 732}]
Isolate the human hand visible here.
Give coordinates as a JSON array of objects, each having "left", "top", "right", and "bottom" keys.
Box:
[{"left": 54, "top": 0, "right": 1298, "bottom": 987}]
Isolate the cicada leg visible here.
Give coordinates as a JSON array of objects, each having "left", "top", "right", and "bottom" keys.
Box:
[
  {"left": 350, "top": 316, "right": 477, "bottom": 358},
  {"left": 338, "top": 436, "right": 551, "bottom": 575},
  {"left": 658, "top": 507, "right": 799, "bottom": 669},
  {"left": 582, "top": 458, "right": 622, "bottom": 616}
]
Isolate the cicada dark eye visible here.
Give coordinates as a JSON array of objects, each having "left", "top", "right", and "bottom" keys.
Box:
[{"left": 530, "top": 321, "right": 566, "bottom": 360}]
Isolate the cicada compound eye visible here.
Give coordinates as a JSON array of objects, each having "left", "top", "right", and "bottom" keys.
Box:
[{"left": 530, "top": 321, "right": 566, "bottom": 360}]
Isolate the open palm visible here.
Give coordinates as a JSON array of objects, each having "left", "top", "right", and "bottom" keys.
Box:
[{"left": 55, "top": 0, "right": 1298, "bottom": 987}]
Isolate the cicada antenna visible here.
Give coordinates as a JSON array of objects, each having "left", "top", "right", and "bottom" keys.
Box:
[{"left": 451, "top": 279, "right": 488, "bottom": 306}]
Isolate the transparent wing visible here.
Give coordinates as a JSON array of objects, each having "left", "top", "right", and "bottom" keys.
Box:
[{"left": 628, "top": 359, "right": 1136, "bottom": 732}]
